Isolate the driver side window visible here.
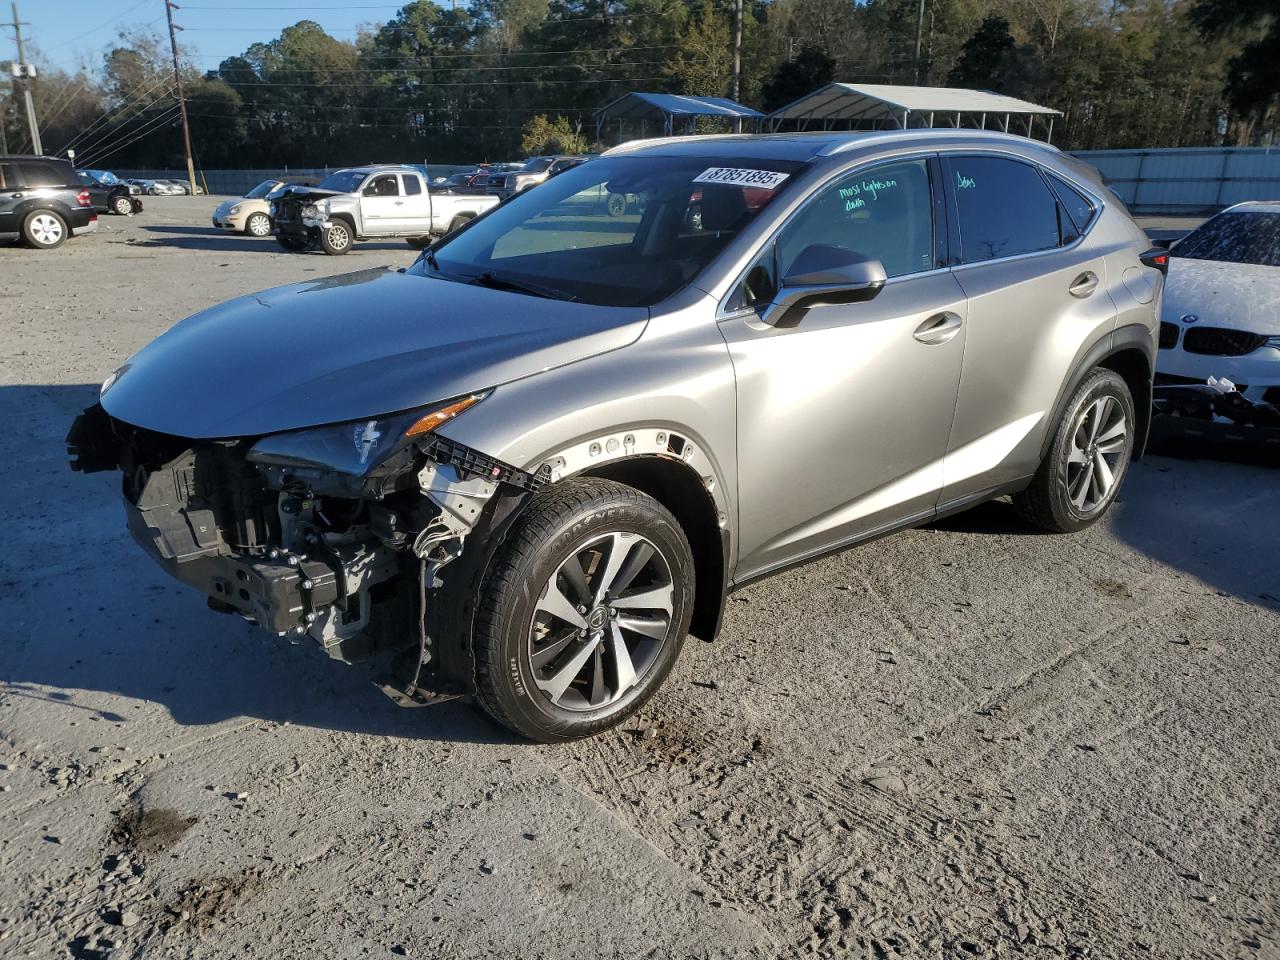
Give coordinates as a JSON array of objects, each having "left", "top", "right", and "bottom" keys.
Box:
[
  {"left": 364, "top": 174, "right": 400, "bottom": 197},
  {"left": 730, "top": 158, "right": 937, "bottom": 312},
  {"left": 777, "top": 159, "right": 935, "bottom": 281}
]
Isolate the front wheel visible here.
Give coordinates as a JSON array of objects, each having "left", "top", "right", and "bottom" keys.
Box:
[
  {"left": 606, "top": 192, "right": 628, "bottom": 217},
  {"left": 244, "top": 212, "right": 272, "bottom": 237},
  {"left": 320, "top": 220, "right": 352, "bottom": 255},
  {"left": 111, "top": 195, "right": 134, "bottom": 216},
  {"left": 473, "top": 479, "right": 694, "bottom": 742},
  {"left": 1014, "top": 368, "right": 1136, "bottom": 532}
]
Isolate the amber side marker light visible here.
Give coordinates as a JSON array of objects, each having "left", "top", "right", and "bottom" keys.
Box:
[{"left": 403, "top": 395, "right": 484, "bottom": 438}]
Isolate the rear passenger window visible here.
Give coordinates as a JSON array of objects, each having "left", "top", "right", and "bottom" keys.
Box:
[
  {"left": 403, "top": 175, "right": 421, "bottom": 196},
  {"left": 947, "top": 156, "right": 1062, "bottom": 263}
]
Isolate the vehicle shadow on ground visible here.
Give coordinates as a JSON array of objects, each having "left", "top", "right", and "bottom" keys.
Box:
[
  {"left": 135, "top": 225, "right": 415, "bottom": 255},
  {"left": 0, "top": 382, "right": 514, "bottom": 744},
  {"left": 4, "top": 384, "right": 1276, "bottom": 742}
]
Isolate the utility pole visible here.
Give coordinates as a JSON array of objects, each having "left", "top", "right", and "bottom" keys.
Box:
[
  {"left": 730, "top": 0, "right": 743, "bottom": 132},
  {"left": 163, "top": 0, "right": 197, "bottom": 192},
  {"left": 911, "top": 0, "right": 926, "bottom": 85},
  {"left": 7, "top": 1, "right": 42, "bottom": 154}
]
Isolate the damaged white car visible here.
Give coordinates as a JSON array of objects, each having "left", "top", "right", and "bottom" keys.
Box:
[
  {"left": 68, "top": 131, "right": 1160, "bottom": 741},
  {"left": 1156, "top": 201, "right": 1280, "bottom": 404}
]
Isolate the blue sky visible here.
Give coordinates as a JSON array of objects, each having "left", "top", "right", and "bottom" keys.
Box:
[{"left": 18, "top": 1, "right": 416, "bottom": 74}]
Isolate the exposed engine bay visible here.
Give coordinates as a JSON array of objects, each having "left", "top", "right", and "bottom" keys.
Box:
[{"left": 66, "top": 401, "right": 549, "bottom": 704}]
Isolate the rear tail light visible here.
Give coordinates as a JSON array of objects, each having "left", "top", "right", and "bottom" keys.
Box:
[
  {"left": 1140, "top": 248, "right": 1169, "bottom": 275},
  {"left": 76, "top": 189, "right": 93, "bottom": 207}
]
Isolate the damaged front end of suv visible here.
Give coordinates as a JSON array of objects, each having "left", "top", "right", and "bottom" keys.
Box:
[{"left": 67, "top": 391, "right": 548, "bottom": 704}]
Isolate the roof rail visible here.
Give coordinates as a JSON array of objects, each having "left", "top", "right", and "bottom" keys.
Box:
[{"left": 819, "top": 128, "right": 1060, "bottom": 156}]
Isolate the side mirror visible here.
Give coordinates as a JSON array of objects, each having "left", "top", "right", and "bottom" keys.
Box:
[{"left": 762, "top": 245, "right": 887, "bottom": 326}]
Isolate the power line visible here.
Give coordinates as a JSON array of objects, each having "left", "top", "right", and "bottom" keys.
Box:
[
  {"left": 58, "top": 71, "right": 173, "bottom": 152},
  {"left": 213, "top": 59, "right": 689, "bottom": 78},
  {"left": 48, "top": 0, "right": 152, "bottom": 51},
  {"left": 78, "top": 103, "right": 181, "bottom": 165},
  {"left": 195, "top": 43, "right": 685, "bottom": 61},
  {"left": 59, "top": 75, "right": 174, "bottom": 154},
  {"left": 217, "top": 75, "right": 672, "bottom": 88}
]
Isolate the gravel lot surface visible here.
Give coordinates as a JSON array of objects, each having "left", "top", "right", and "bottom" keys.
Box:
[{"left": 1, "top": 197, "right": 1277, "bottom": 959}]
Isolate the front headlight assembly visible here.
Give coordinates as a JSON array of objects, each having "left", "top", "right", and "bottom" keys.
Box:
[{"left": 246, "top": 393, "right": 487, "bottom": 482}]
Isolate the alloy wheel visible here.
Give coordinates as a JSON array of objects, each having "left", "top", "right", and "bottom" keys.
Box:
[
  {"left": 527, "top": 531, "right": 675, "bottom": 712},
  {"left": 1066, "top": 394, "right": 1128, "bottom": 513},
  {"left": 248, "top": 214, "right": 271, "bottom": 237},
  {"left": 327, "top": 224, "right": 350, "bottom": 250},
  {"left": 30, "top": 214, "right": 64, "bottom": 246}
]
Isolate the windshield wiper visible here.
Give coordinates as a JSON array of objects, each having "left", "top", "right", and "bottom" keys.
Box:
[{"left": 468, "top": 271, "right": 580, "bottom": 302}]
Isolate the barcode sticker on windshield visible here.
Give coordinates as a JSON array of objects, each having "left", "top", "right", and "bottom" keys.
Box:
[{"left": 693, "top": 167, "right": 790, "bottom": 190}]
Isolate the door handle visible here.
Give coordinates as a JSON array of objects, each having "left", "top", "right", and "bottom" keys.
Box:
[
  {"left": 1069, "top": 271, "right": 1099, "bottom": 298},
  {"left": 394, "top": 200, "right": 403, "bottom": 206},
  {"left": 914, "top": 312, "right": 963, "bottom": 345}
]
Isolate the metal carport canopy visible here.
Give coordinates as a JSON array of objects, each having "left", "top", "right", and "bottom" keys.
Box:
[
  {"left": 595, "top": 92, "right": 763, "bottom": 137},
  {"left": 768, "top": 83, "right": 1060, "bottom": 126}
]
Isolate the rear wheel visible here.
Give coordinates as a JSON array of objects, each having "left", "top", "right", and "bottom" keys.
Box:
[
  {"left": 244, "top": 212, "right": 271, "bottom": 237},
  {"left": 320, "top": 220, "right": 352, "bottom": 255},
  {"left": 22, "top": 210, "right": 68, "bottom": 249},
  {"left": 606, "top": 192, "right": 628, "bottom": 217},
  {"left": 473, "top": 479, "right": 694, "bottom": 742},
  {"left": 1014, "top": 368, "right": 1135, "bottom": 532}
]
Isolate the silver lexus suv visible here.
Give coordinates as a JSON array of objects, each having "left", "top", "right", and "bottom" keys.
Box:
[{"left": 69, "top": 130, "right": 1164, "bottom": 741}]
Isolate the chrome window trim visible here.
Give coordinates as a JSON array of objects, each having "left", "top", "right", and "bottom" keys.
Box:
[{"left": 716, "top": 149, "right": 943, "bottom": 321}]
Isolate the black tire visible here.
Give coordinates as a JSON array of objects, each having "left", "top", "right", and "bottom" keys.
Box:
[
  {"left": 1014, "top": 368, "right": 1136, "bottom": 533},
  {"left": 446, "top": 214, "right": 470, "bottom": 234},
  {"left": 473, "top": 478, "right": 694, "bottom": 742},
  {"left": 276, "top": 233, "right": 309, "bottom": 253},
  {"left": 244, "top": 212, "right": 272, "bottom": 238},
  {"left": 405, "top": 236, "right": 432, "bottom": 249},
  {"left": 320, "top": 219, "right": 353, "bottom": 255},
  {"left": 606, "top": 192, "right": 628, "bottom": 217},
  {"left": 111, "top": 195, "right": 134, "bottom": 216},
  {"left": 22, "top": 209, "right": 68, "bottom": 249}
]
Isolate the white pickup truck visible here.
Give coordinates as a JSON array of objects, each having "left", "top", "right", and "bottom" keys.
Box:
[{"left": 269, "top": 165, "right": 500, "bottom": 255}]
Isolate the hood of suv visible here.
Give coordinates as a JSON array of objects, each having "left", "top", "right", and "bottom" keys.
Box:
[{"left": 100, "top": 267, "right": 648, "bottom": 438}]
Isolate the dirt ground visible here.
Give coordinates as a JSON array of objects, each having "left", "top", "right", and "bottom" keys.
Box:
[{"left": 1, "top": 197, "right": 1277, "bottom": 959}]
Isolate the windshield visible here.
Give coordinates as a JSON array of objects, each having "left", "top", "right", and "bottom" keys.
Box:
[
  {"left": 424, "top": 155, "right": 805, "bottom": 307},
  {"left": 316, "top": 170, "right": 367, "bottom": 193},
  {"left": 245, "top": 180, "right": 278, "bottom": 199},
  {"left": 521, "top": 157, "right": 554, "bottom": 173},
  {"left": 1174, "top": 212, "right": 1280, "bottom": 267}
]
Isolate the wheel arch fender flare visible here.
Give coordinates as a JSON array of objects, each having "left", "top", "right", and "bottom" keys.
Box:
[
  {"left": 1038, "top": 323, "right": 1155, "bottom": 462},
  {"left": 531, "top": 427, "right": 732, "bottom": 643}
]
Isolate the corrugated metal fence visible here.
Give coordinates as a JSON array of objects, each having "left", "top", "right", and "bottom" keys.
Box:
[
  {"left": 116, "top": 164, "right": 474, "bottom": 196},
  {"left": 1071, "top": 147, "right": 1280, "bottom": 216}
]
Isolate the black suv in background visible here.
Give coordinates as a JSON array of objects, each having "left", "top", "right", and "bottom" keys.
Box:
[{"left": 0, "top": 155, "right": 98, "bottom": 249}]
